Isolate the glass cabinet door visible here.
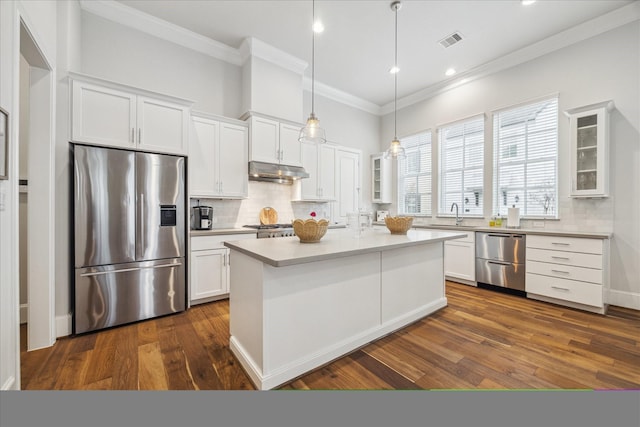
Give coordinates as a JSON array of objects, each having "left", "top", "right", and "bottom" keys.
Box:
[{"left": 567, "top": 101, "right": 613, "bottom": 198}]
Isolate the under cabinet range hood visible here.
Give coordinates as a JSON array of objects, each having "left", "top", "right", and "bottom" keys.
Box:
[{"left": 248, "top": 161, "right": 309, "bottom": 184}]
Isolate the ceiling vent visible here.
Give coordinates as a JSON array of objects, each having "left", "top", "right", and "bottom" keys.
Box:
[{"left": 439, "top": 32, "right": 463, "bottom": 48}]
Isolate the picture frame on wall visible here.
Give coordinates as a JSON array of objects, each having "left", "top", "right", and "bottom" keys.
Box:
[{"left": 0, "top": 106, "right": 8, "bottom": 180}]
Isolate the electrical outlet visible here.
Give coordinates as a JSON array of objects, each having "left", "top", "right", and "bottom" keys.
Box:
[{"left": 532, "top": 221, "right": 545, "bottom": 228}]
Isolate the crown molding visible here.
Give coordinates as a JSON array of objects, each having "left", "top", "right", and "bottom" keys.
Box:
[
  {"left": 239, "top": 37, "right": 308, "bottom": 75},
  {"left": 79, "top": 0, "right": 243, "bottom": 65},
  {"left": 80, "top": 0, "right": 638, "bottom": 117},
  {"left": 381, "top": 1, "right": 640, "bottom": 115},
  {"left": 305, "top": 78, "right": 382, "bottom": 116}
]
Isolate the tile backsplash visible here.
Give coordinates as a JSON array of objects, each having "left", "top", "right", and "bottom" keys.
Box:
[{"left": 190, "top": 181, "right": 331, "bottom": 228}]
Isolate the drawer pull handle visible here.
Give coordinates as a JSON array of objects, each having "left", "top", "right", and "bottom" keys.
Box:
[
  {"left": 551, "top": 286, "right": 570, "bottom": 291},
  {"left": 551, "top": 242, "right": 570, "bottom": 246},
  {"left": 551, "top": 256, "right": 570, "bottom": 260},
  {"left": 488, "top": 260, "right": 512, "bottom": 266},
  {"left": 551, "top": 269, "right": 570, "bottom": 274}
]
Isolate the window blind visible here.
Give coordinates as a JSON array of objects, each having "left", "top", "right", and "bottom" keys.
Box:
[
  {"left": 493, "top": 97, "right": 558, "bottom": 218},
  {"left": 398, "top": 131, "right": 432, "bottom": 215},
  {"left": 438, "top": 115, "right": 484, "bottom": 216}
]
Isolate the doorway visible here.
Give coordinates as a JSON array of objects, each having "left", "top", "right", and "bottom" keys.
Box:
[{"left": 19, "top": 20, "right": 55, "bottom": 351}]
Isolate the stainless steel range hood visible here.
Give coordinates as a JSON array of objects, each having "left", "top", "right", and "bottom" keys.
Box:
[{"left": 248, "top": 161, "right": 309, "bottom": 184}]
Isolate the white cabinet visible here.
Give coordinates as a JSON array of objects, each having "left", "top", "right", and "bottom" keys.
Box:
[
  {"left": 444, "top": 232, "right": 476, "bottom": 284},
  {"left": 430, "top": 229, "right": 475, "bottom": 284},
  {"left": 298, "top": 143, "right": 336, "bottom": 201},
  {"left": 334, "top": 148, "right": 361, "bottom": 224},
  {"left": 190, "top": 233, "right": 256, "bottom": 304},
  {"left": 566, "top": 101, "right": 614, "bottom": 198},
  {"left": 248, "top": 116, "right": 302, "bottom": 167},
  {"left": 190, "top": 114, "right": 248, "bottom": 199},
  {"left": 525, "top": 234, "right": 609, "bottom": 314},
  {"left": 191, "top": 248, "right": 228, "bottom": 302},
  {"left": 71, "top": 76, "right": 191, "bottom": 155},
  {"left": 371, "top": 154, "right": 392, "bottom": 204}
]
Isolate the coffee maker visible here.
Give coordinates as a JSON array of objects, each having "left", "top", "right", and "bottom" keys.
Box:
[{"left": 192, "top": 204, "right": 213, "bottom": 230}]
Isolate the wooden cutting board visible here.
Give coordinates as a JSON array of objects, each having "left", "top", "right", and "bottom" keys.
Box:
[{"left": 259, "top": 207, "right": 278, "bottom": 225}]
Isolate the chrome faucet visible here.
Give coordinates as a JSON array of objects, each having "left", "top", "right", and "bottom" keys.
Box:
[{"left": 451, "top": 202, "right": 463, "bottom": 225}]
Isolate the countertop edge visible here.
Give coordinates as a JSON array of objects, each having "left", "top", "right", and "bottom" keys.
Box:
[
  {"left": 225, "top": 231, "right": 465, "bottom": 267},
  {"left": 191, "top": 229, "right": 258, "bottom": 236},
  {"left": 407, "top": 225, "right": 612, "bottom": 239}
]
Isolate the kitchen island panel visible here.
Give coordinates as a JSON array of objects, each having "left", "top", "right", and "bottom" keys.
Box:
[
  {"left": 381, "top": 243, "right": 445, "bottom": 324},
  {"left": 262, "top": 252, "right": 381, "bottom": 375}
]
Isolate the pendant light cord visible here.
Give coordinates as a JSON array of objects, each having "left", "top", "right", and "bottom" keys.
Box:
[
  {"left": 311, "top": 0, "right": 316, "bottom": 116},
  {"left": 394, "top": 3, "right": 398, "bottom": 140}
]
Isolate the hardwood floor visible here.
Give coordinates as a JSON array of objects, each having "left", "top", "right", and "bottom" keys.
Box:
[{"left": 21, "top": 282, "right": 640, "bottom": 390}]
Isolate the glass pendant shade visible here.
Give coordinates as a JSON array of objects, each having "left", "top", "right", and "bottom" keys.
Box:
[
  {"left": 385, "top": 137, "right": 406, "bottom": 159},
  {"left": 299, "top": 112, "right": 326, "bottom": 144}
]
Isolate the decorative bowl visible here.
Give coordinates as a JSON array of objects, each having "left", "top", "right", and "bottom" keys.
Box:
[
  {"left": 292, "top": 218, "right": 329, "bottom": 243},
  {"left": 384, "top": 216, "right": 414, "bottom": 235}
]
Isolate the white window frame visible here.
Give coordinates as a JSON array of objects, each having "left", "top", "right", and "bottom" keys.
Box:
[
  {"left": 437, "top": 114, "right": 485, "bottom": 218},
  {"left": 397, "top": 131, "right": 432, "bottom": 216},
  {"left": 492, "top": 96, "right": 558, "bottom": 219}
]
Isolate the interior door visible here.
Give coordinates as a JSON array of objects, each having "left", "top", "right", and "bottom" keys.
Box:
[
  {"left": 74, "top": 145, "right": 136, "bottom": 267},
  {"left": 136, "top": 152, "right": 185, "bottom": 261}
]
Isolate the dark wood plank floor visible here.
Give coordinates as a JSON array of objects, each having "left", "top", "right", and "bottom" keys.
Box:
[{"left": 21, "top": 282, "right": 640, "bottom": 390}]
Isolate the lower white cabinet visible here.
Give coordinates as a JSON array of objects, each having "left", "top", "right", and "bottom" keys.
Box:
[
  {"left": 191, "top": 248, "right": 229, "bottom": 302},
  {"left": 190, "top": 233, "right": 256, "bottom": 304},
  {"left": 444, "top": 232, "right": 475, "bottom": 284},
  {"left": 525, "top": 234, "right": 609, "bottom": 314},
  {"left": 428, "top": 229, "right": 476, "bottom": 284}
]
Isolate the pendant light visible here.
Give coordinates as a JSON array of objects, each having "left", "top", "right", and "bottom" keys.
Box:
[
  {"left": 385, "top": 1, "right": 406, "bottom": 159},
  {"left": 299, "top": 0, "right": 327, "bottom": 144}
]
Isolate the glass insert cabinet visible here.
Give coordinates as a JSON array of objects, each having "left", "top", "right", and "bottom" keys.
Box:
[{"left": 565, "top": 100, "right": 614, "bottom": 198}]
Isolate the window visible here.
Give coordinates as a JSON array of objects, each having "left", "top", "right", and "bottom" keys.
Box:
[
  {"left": 493, "top": 97, "right": 558, "bottom": 218},
  {"left": 438, "top": 115, "right": 484, "bottom": 216},
  {"left": 398, "top": 131, "right": 431, "bottom": 215}
]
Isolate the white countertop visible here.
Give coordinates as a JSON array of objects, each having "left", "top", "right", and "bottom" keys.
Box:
[
  {"left": 224, "top": 228, "right": 466, "bottom": 267},
  {"left": 411, "top": 224, "right": 612, "bottom": 239},
  {"left": 190, "top": 228, "right": 257, "bottom": 236}
]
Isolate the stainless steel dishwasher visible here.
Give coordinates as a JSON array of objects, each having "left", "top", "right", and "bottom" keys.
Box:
[{"left": 475, "top": 232, "right": 526, "bottom": 291}]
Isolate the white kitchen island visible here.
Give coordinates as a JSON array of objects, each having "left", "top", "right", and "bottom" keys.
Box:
[{"left": 224, "top": 228, "right": 466, "bottom": 390}]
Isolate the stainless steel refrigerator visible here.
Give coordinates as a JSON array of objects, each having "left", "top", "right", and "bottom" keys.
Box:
[{"left": 72, "top": 144, "right": 186, "bottom": 334}]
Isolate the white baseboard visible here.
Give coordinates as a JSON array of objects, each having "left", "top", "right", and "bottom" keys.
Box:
[
  {"left": 606, "top": 289, "right": 640, "bottom": 311},
  {"left": 19, "top": 304, "right": 27, "bottom": 324},
  {"left": 1, "top": 375, "right": 17, "bottom": 391},
  {"left": 55, "top": 313, "right": 72, "bottom": 338}
]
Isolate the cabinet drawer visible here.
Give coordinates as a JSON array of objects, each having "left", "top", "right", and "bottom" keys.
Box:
[
  {"left": 191, "top": 233, "right": 256, "bottom": 251},
  {"left": 526, "top": 248, "right": 602, "bottom": 269},
  {"left": 526, "top": 273, "right": 603, "bottom": 307},
  {"left": 526, "top": 235, "right": 602, "bottom": 254},
  {"left": 527, "top": 260, "right": 602, "bottom": 285}
]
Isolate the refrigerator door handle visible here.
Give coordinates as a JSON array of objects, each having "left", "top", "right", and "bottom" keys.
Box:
[
  {"left": 80, "top": 267, "right": 142, "bottom": 277},
  {"left": 139, "top": 193, "right": 145, "bottom": 255},
  {"left": 141, "top": 262, "right": 182, "bottom": 270}
]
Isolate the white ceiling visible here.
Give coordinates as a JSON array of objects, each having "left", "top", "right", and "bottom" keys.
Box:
[{"left": 114, "top": 0, "right": 634, "bottom": 108}]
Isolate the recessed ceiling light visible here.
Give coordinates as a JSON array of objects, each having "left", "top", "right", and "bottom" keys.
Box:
[
  {"left": 313, "top": 20, "right": 324, "bottom": 33},
  {"left": 521, "top": 0, "right": 536, "bottom": 5},
  {"left": 445, "top": 68, "right": 456, "bottom": 76},
  {"left": 389, "top": 65, "right": 400, "bottom": 74}
]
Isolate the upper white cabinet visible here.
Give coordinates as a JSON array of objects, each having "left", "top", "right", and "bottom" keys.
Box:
[
  {"left": 190, "top": 114, "right": 248, "bottom": 199},
  {"left": 298, "top": 143, "right": 336, "bottom": 201},
  {"left": 248, "top": 115, "right": 302, "bottom": 167},
  {"left": 71, "top": 74, "right": 192, "bottom": 155},
  {"left": 371, "top": 153, "right": 392, "bottom": 204},
  {"left": 566, "top": 101, "right": 614, "bottom": 198}
]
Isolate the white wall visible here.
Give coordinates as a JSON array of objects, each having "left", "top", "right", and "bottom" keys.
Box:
[
  {"left": 81, "top": 11, "right": 243, "bottom": 118},
  {"left": 381, "top": 22, "right": 640, "bottom": 307}
]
